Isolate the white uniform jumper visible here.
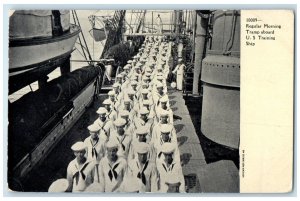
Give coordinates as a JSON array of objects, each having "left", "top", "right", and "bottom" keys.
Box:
[
  {"left": 98, "top": 156, "right": 127, "bottom": 192},
  {"left": 127, "top": 159, "right": 159, "bottom": 192},
  {"left": 67, "top": 159, "right": 95, "bottom": 192}
]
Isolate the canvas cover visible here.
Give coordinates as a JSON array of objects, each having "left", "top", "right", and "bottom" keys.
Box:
[{"left": 9, "top": 10, "right": 70, "bottom": 39}]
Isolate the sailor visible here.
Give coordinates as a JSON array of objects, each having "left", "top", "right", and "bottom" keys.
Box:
[
  {"left": 84, "top": 124, "right": 106, "bottom": 162},
  {"left": 111, "top": 118, "right": 132, "bottom": 159},
  {"left": 128, "top": 126, "right": 154, "bottom": 162},
  {"left": 139, "top": 88, "right": 153, "bottom": 108},
  {"left": 108, "top": 90, "right": 121, "bottom": 111},
  {"left": 98, "top": 139, "right": 127, "bottom": 192},
  {"left": 94, "top": 107, "right": 114, "bottom": 141},
  {"left": 156, "top": 143, "right": 185, "bottom": 193},
  {"left": 155, "top": 96, "right": 173, "bottom": 124},
  {"left": 156, "top": 75, "right": 167, "bottom": 88},
  {"left": 48, "top": 178, "right": 69, "bottom": 193},
  {"left": 84, "top": 123, "right": 108, "bottom": 183},
  {"left": 134, "top": 107, "right": 154, "bottom": 136},
  {"left": 119, "top": 110, "right": 136, "bottom": 135},
  {"left": 115, "top": 74, "right": 123, "bottom": 85},
  {"left": 152, "top": 123, "right": 177, "bottom": 147},
  {"left": 104, "top": 59, "right": 114, "bottom": 84},
  {"left": 159, "top": 173, "right": 185, "bottom": 193},
  {"left": 126, "top": 142, "right": 158, "bottom": 192},
  {"left": 112, "top": 82, "right": 123, "bottom": 101},
  {"left": 66, "top": 141, "right": 95, "bottom": 192},
  {"left": 119, "top": 97, "right": 136, "bottom": 121},
  {"left": 172, "top": 58, "right": 186, "bottom": 91},
  {"left": 152, "top": 82, "right": 168, "bottom": 106},
  {"left": 103, "top": 99, "right": 117, "bottom": 122},
  {"left": 126, "top": 88, "right": 139, "bottom": 112},
  {"left": 130, "top": 80, "right": 140, "bottom": 94},
  {"left": 141, "top": 99, "right": 156, "bottom": 119}
]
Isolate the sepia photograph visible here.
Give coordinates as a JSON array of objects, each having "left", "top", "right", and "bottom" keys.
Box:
[{"left": 7, "top": 9, "right": 240, "bottom": 193}]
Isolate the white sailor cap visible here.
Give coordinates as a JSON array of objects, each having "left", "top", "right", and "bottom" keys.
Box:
[
  {"left": 157, "top": 75, "right": 164, "bottom": 81},
  {"left": 178, "top": 58, "right": 183, "bottom": 62},
  {"left": 141, "top": 82, "right": 149, "bottom": 86},
  {"left": 114, "top": 118, "right": 127, "bottom": 127},
  {"left": 135, "top": 142, "right": 150, "bottom": 154},
  {"left": 127, "top": 60, "right": 133, "bottom": 64},
  {"left": 143, "top": 77, "right": 151, "bottom": 82},
  {"left": 141, "top": 89, "right": 149, "bottom": 94},
  {"left": 135, "top": 126, "right": 149, "bottom": 135},
  {"left": 130, "top": 80, "right": 138, "bottom": 86},
  {"left": 116, "top": 74, "right": 123, "bottom": 79},
  {"left": 123, "top": 65, "right": 130, "bottom": 70},
  {"left": 112, "top": 83, "right": 121, "bottom": 89},
  {"left": 161, "top": 142, "right": 176, "bottom": 154},
  {"left": 71, "top": 141, "right": 86, "bottom": 152},
  {"left": 165, "top": 175, "right": 181, "bottom": 186},
  {"left": 108, "top": 58, "right": 115, "bottom": 62},
  {"left": 156, "top": 82, "right": 164, "bottom": 88},
  {"left": 108, "top": 90, "right": 116, "bottom": 96},
  {"left": 160, "top": 124, "right": 172, "bottom": 133},
  {"left": 142, "top": 99, "right": 151, "bottom": 106},
  {"left": 160, "top": 109, "right": 170, "bottom": 117},
  {"left": 160, "top": 96, "right": 169, "bottom": 103},
  {"left": 134, "top": 65, "right": 140, "bottom": 69},
  {"left": 48, "top": 179, "right": 69, "bottom": 193},
  {"left": 97, "top": 107, "right": 108, "bottom": 114},
  {"left": 106, "top": 139, "right": 119, "bottom": 149},
  {"left": 103, "top": 99, "right": 112, "bottom": 105},
  {"left": 119, "top": 110, "right": 130, "bottom": 117},
  {"left": 140, "top": 107, "right": 150, "bottom": 115},
  {"left": 88, "top": 124, "right": 100, "bottom": 133}
]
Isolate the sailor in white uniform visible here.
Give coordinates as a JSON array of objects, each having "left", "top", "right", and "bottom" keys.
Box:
[
  {"left": 128, "top": 126, "right": 154, "bottom": 161},
  {"left": 152, "top": 82, "right": 168, "bottom": 106},
  {"left": 152, "top": 110, "right": 176, "bottom": 141},
  {"left": 159, "top": 173, "right": 185, "bottom": 193},
  {"left": 134, "top": 107, "right": 155, "bottom": 136},
  {"left": 102, "top": 99, "right": 117, "bottom": 122},
  {"left": 172, "top": 58, "right": 186, "bottom": 91},
  {"left": 156, "top": 143, "right": 185, "bottom": 193},
  {"left": 126, "top": 142, "right": 159, "bottom": 192},
  {"left": 98, "top": 139, "right": 127, "bottom": 192},
  {"left": 152, "top": 124, "right": 179, "bottom": 162},
  {"left": 84, "top": 124, "right": 106, "bottom": 162},
  {"left": 93, "top": 107, "right": 114, "bottom": 141},
  {"left": 84, "top": 124, "right": 107, "bottom": 183},
  {"left": 155, "top": 96, "right": 173, "bottom": 124},
  {"left": 119, "top": 97, "right": 136, "bottom": 121},
  {"left": 108, "top": 90, "right": 121, "bottom": 111},
  {"left": 110, "top": 118, "right": 132, "bottom": 159},
  {"left": 119, "top": 110, "right": 136, "bottom": 135},
  {"left": 66, "top": 142, "right": 95, "bottom": 192}
]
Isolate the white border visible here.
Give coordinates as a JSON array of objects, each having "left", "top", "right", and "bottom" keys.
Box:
[{"left": 1, "top": 1, "right": 299, "bottom": 200}]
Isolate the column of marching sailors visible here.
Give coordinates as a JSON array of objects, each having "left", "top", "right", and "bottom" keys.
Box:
[{"left": 48, "top": 36, "right": 185, "bottom": 193}]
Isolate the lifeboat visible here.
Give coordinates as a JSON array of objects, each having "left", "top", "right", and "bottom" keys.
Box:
[{"left": 9, "top": 10, "right": 81, "bottom": 94}]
